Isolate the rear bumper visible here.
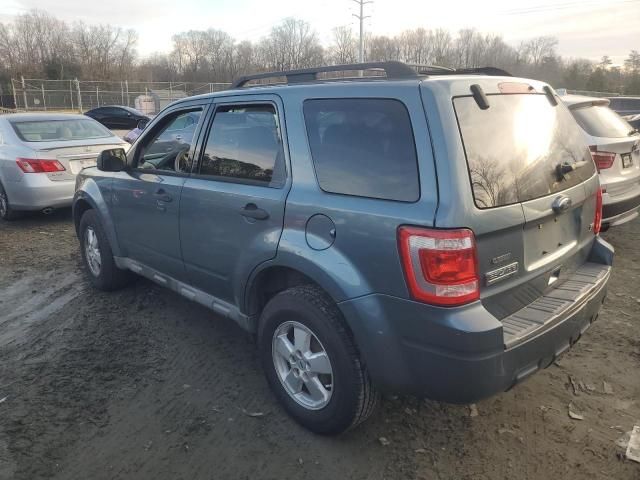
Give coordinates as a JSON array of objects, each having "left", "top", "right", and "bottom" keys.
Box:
[
  {"left": 3, "top": 175, "right": 74, "bottom": 210},
  {"left": 338, "top": 237, "right": 614, "bottom": 403},
  {"left": 602, "top": 192, "right": 640, "bottom": 226}
]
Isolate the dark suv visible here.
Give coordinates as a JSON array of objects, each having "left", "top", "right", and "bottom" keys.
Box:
[{"left": 73, "top": 62, "right": 614, "bottom": 434}]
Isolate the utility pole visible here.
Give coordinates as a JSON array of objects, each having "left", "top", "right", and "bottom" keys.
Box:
[{"left": 352, "top": 0, "right": 372, "bottom": 63}]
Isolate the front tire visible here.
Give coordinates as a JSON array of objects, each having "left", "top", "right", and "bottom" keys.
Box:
[
  {"left": 258, "top": 285, "right": 378, "bottom": 434},
  {"left": 79, "top": 209, "right": 131, "bottom": 291}
]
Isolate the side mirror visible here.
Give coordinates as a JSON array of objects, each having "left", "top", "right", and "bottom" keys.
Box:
[
  {"left": 97, "top": 148, "right": 127, "bottom": 172},
  {"left": 137, "top": 118, "right": 149, "bottom": 130}
]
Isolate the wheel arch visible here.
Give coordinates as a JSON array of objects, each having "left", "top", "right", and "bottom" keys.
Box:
[
  {"left": 244, "top": 254, "right": 372, "bottom": 318},
  {"left": 73, "top": 179, "right": 122, "bottom": 257}
]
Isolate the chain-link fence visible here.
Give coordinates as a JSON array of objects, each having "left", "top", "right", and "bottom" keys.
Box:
[{"left": 10, "top": 78, "right": 231, "bottom": 114}]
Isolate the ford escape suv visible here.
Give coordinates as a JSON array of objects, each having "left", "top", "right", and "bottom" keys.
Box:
[{"left": 72, "top": 62, "right": 614, "bottom": 434}]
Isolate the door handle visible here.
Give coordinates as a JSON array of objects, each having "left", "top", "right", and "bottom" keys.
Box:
[
  {"left": 154, "top": 188, "right": 173, "bottom": 203},
  {"left": 240, "top": 203, "right": 269, "bottom": 220}
]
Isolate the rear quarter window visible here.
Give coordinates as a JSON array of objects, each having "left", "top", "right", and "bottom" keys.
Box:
[
  {"left": 303, "top": 98, "right": 419, "bottom": 202},
  {"left": 454, "top": 94, "right": 595, "bottom": 209}
]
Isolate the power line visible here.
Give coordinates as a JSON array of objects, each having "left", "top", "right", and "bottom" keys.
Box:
[
  {"left": 501, "top": 0, "right": 639, "bottom": 15},
  {"left": 351, "top": 0, "right": 372, "bottom": 63}
]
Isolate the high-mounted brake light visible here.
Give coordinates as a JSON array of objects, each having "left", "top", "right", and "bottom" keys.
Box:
[
  {"left": 589, "top": 146, "right": 615, "bottom": 171},
  {"left": 398, "top": 227, "right": 479, "bottom": 307},
  {"left": 16, "top": 158, "right": 66, "bottom": 173},
  {"left": 594, "top": 187, "right": 603, "bottom": 235}
]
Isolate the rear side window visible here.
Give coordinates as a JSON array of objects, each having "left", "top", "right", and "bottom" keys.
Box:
[
  {"left": 454, "top": 94, "right": 595, "bottom": 209},
  {"left": 303, "top": 98, "right": 419, "bottom": 202},
  {"left": 571, "top": 105, "right": 633, "bottom": 138}
]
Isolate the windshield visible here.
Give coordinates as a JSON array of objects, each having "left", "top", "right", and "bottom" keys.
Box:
[
  {"left": 454, "top": 93, "right": 595, "bottom": 209},
  {"left": 571, "top": 105, "right": 633, "bottom": 138},
  {"left": 11, "top": 119, "right": 113, "bottom": 142}
]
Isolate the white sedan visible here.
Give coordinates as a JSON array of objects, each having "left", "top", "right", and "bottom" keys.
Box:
[{"left": 0, "top": 113, "right": 128, "bottom": 220}]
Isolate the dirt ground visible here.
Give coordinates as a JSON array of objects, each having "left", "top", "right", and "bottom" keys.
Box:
[{"left": 0, "top": 209, "right": 638, "bottom": 480}]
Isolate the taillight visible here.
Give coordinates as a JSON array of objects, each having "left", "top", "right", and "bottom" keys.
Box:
[
  {"left": 16, "top": 158, "right": 66, "bottom": 173},
  {"left": 398, "top": 227, "right": 479, "bottom": 306},
  {"left": 589, "top": 146, "right": 615, "bottom": 171},
  {"left": 594, "top": 187, "right": 603, "bottom": 235}
]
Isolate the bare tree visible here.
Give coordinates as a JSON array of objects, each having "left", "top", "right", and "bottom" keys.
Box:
[
  {"left": 520, "top": 36, "right": 558, "bottom": 67},
  {"left": 398, "top": 28, "right": 432, "bottom": 65},
  {"left": 367, "top": 35, "right": 400, "bottom": 62},
  {"left": 258, "top": 18, "right": 323, "bottom": 71},
  {"left": 328, "top": 26, "right": 357, "bottom": 65},
  {"left": 2, "top": 10, "right": 640, "bottom": 97},
  {"left": 431, "top": 28, "right": 453, "bottom": 66},
  {"left": 171, "top": 30, "right": 209, "bottom": 80}
]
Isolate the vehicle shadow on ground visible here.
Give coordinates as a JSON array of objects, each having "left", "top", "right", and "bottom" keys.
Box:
[{"left": 0, "top": 207, "right": 72, "bottom": 230}]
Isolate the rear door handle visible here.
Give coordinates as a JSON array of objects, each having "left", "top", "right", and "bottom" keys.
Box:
[
  {"left": 240, "top": 203, "right": 269, "bottom": 220},
  {"left": 154, "top": 188, "right": 173, "bottom": 203}
]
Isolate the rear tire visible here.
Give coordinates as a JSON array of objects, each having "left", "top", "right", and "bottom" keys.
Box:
[
  {"left": 0, "top": 181, "right": 20, "bottom": 221},
  {"left": 79, "top": 209, "right": 131, "bottom": 291},
  {"left": 258, "top": 285, "right": 378, "bottom": 434}
]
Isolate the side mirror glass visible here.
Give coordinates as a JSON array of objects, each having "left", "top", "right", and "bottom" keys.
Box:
[
  {"left": 97, "top": 148, "right": 127, "bottom": 172},
  {"left": 137, "top": 118, "right": 149, "bottom": 130}
]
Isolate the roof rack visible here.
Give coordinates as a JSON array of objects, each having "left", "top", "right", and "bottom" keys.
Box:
[
  {"left": 231, "top": 61, "right": 418, "bottom": 88},
  {"left": 230, "top": 62, "right": 512, "bottom": 89}
]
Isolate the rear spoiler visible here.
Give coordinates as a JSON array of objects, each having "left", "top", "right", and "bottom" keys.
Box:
[{"left": 566, "top": 99, "right": 611, "bottom": 110}]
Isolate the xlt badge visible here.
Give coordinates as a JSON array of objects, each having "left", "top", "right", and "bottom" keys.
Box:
[{"left": 486, "top": 262, "right": 519, "bottom": 286}]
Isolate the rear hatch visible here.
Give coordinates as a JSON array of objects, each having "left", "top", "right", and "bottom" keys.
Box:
[{"left": 447, "top": 86, "right": 601, "bottom": 325}]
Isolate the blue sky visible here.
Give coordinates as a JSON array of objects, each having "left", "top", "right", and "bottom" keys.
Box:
[{"left": 2, "top": 0, "right": 639, "bottom": 64}]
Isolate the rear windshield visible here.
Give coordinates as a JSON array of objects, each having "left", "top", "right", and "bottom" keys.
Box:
[
  {"left": 571, "top": 105, "right": 633, "bottom": 138},
  {"left": 454, "top": 94, "right": 595, "bottom": 209},
  {"left": 11, "top": 119, "right": 112, "bottom": 142}
]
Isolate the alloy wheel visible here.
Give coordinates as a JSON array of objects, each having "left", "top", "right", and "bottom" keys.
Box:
[
  {"left": 272, "top": 321, "right": 334, "bottom": 410},
  {"left": 84, "top": 226, "right": 102, "bottom": 276}
]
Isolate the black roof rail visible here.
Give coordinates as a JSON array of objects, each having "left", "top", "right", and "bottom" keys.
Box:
[{"left": 231, "top": 61, "right": 418, "bottom": 88}]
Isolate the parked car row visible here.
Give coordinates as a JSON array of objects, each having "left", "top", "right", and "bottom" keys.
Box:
[{"left": 1, "top": 62, "right": 635, "bottom": 435}]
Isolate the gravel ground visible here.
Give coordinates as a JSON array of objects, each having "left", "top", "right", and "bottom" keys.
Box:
[{"left": 0, "top": 209, "right": 639, "bottom": 480}]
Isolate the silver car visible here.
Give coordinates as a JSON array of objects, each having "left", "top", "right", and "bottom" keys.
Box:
[
  {"left": 563, "top": 95, "right": 640, "bottom": 229},
  {"left": 0, "top": 113, "right": 128, "bottom": 220}
]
